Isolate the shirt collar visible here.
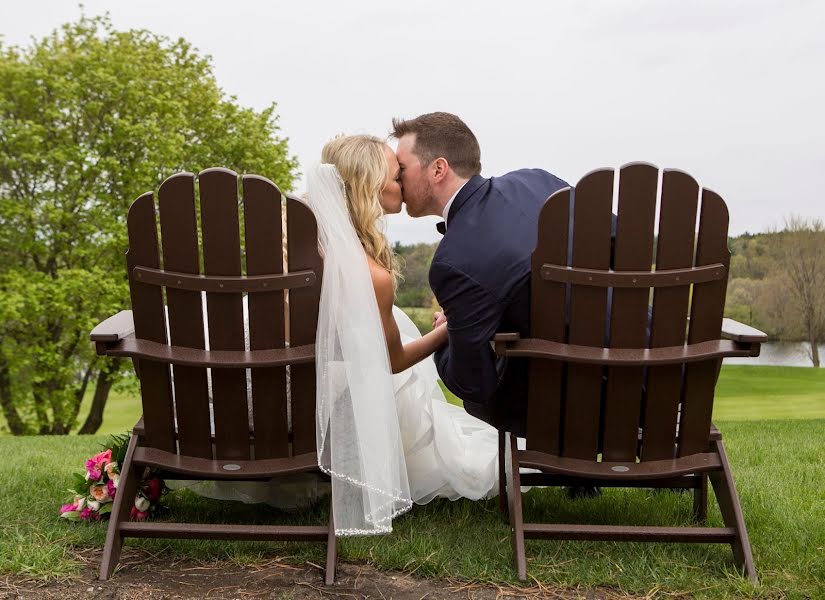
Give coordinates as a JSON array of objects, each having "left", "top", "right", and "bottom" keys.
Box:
[{"left": 442, "top": 180, "right": 469, "bottom": 225}]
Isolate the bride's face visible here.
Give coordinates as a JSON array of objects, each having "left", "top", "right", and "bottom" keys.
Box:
[{"left": 380, "top": 144, "right": 403, "bottom": 215}]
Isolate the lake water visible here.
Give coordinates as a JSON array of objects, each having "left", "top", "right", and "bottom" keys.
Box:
[{"left": 724, "top": 342, "right": 824, "bottom": 367}]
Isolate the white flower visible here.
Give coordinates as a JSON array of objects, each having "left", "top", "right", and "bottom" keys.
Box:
[
  {"left": 87, "top": 499, "right": 100, "bottom": 512},
  {"left": 134, "top": 495, "right": 151, "bottom": 512}
]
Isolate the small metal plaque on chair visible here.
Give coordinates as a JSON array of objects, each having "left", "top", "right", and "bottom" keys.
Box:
[{"left": 222, "top": 463, "right": 242, "bottom": 471}]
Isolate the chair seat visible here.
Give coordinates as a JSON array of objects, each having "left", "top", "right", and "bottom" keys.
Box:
[
  {"left": 518, "top": 450, "right": 721, "bottom": 480},
  {"left": 133, "top": 446, "right": 319, "bottom": 479}
]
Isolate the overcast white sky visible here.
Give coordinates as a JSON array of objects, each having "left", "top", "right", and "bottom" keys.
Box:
[{"left": 2, "top": 1, "right": 823, "bottom": 244}]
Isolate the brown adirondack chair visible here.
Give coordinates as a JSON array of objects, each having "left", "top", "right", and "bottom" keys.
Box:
[
  {"left": 89, "top": 168, "right": 336, "bottom": 583},
  {"left": 494, "top": 163, "right": 766, "bottom": 583}
]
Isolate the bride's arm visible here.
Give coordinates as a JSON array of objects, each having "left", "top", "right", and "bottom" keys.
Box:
[{"left": 371, "top": 263, "right": 448, "bottom": 374}]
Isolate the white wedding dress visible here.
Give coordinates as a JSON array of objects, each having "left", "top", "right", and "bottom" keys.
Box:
[{"left": 390, "top": 306, "right": 499, "bottom": 503}]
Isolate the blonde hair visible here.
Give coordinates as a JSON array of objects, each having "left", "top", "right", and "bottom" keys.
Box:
[{"left": 320, "top": 134, "right": 401, "bottom": 288}]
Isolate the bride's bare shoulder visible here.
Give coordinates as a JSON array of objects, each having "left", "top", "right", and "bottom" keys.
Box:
[{"left": 366, "top": 256, "right": 393, "bottom": 309}]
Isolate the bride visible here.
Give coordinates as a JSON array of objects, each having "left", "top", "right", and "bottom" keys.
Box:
[
  {"left": 179, "top": 135, "right": 501, "bottom": 535},
  {"left": 316, "top": 135, "right": 500, "bottom": 505}
]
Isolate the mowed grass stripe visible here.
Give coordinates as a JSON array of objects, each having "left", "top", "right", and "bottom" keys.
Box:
[{"left": 4, "top": 365, "right": 825, "bottom": 439}]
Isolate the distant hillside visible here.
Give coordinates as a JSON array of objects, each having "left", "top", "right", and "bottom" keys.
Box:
[{"left": 394, "top": 231, "right": 824, "bottom": 345}]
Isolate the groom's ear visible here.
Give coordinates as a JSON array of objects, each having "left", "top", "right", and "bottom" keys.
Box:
[{"left": 431, "top": 157, "right": 450, "bottom": 183}]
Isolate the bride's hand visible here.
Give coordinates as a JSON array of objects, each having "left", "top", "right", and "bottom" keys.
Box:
[{"left": 433, "top": 311, "right": 447, "bottom": 329}]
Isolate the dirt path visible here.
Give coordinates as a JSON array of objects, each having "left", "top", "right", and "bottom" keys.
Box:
[{"left": 0, "top": 550, "right": 630, "bottom": 599}]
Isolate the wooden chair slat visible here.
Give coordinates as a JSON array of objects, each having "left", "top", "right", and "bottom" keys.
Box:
[
  {"left": 126, "top": 193, "right": 175, "bottom": 453},
  {"left": 563, "top": 169, "right": 613, "bottom": 459},
  {"left": 199, "top": 168, "right": 249, "bottom": 461},
  {"left": 641, "top": 170, "right": 698, "bottom": 461},
  {"left": 158, "top": 173, "right": 212, "bottom": 458},
  {"left": 527, "top": 188, "right": 571, "bottom": 453},
  {"left": 286, "top": 196, "right": 323, "bottom": 456},
  {"left": 243, "top": 175, "right": 289, "bottom": 459},
  {"left": 679, "top": 190, "right": 730, "bottom": 456},
  {"left": 602, "top": 163, "right": 658, "bottom": 461}
]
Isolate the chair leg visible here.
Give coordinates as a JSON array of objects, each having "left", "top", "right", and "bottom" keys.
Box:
[
  {"left": 324, "top": 499, "right": 337, "bottom": 585},
  {"left": 99, "top": 434, "right": 140, "bottom": 580},
  {"left": 507, "top": 433, "right": 527, "bottom": 581},
  {"left": 709, "top": 440, "right": 757, "bottom": 584},
  {"left": 692, "top": 474, "right": 708, "bottom": 523},
  {"left": 498, "top": 430, "right": 508, "bottom": 518}
]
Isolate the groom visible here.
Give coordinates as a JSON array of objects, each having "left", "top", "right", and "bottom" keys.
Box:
[{"left": 392, "top": 112, "right": 568, "bottom": 436}]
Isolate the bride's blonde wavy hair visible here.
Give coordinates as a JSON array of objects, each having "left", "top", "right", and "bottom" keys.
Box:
[{"left": 320, "top": 134, "right": 401, "bottom": 288}]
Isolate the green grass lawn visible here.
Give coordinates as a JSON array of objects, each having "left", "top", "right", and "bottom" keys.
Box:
[
  {"left": 1, "top": 365, "right": 824, "bottom": 597},
  {"left": 0, "top": 420, "right": 822, "bottom": 597}
]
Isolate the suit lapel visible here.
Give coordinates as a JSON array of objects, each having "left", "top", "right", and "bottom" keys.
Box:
[{"left": 447, "top": 175, "right": 487, "bottom": 224}]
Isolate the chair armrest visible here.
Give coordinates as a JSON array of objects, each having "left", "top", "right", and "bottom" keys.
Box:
[
  {"left": 90, "top": 310, "right": 135, "bottom": 342},
  {"left": 720, "top": 318, "right": 768, "bottom": 343},
  {"left": 493, "top": 332, "right": 521, "bottom": 356},
  {"left": 493, "top": 333, "right": 521, "bottom": 343}
]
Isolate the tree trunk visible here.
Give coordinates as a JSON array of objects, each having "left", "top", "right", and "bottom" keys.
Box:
[
  {"left": 79, "top": 358, "right": 121, "bottom": 435},
  {"left": 69, "top": 364, "right": 95, "bottom": 426},
  {"left": 31, "top": 385, "right": 51, "bottom": 435},
  {"left": 0, "top": 358, "right": 26, "bottom": 435},
  {"left": 809, "top": 335, "right": 821, "bottom": 368}
]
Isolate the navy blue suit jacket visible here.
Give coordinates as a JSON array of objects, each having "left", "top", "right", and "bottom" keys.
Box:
[{"left": 429, "top": 169, "right": 568, "bottom": 435}]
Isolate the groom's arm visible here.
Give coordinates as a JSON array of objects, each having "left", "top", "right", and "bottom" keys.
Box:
[{"left": 429, "top": 260, "right": 502, "bottom": 406}]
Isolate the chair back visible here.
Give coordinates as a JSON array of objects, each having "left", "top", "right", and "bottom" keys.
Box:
[
  {"left": 125, "top": 168, "right": 322, "bottom": 461},
  {"left": 526, "top": 163, "right": 730, "bottom": 462}
]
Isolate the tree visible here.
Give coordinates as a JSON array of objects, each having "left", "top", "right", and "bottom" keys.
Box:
[
  {"left": 0, "top": 14, "right": 298, "bottom": 434},
  {"left": 764, "top": 218, "right": 825, "bottom": 367},
  {"left": 725, "top": 277, "right": 765, "bottom": 328},
  {"left": 395, "top": 243, "right": 437, "bottom": 307}
]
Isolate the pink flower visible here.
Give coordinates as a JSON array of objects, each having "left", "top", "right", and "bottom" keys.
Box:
[
  {"left": 105, "top": 461, "right": 119, "bottom": 478},
  {"left": 85, "top": 449, "right": 112, "bottom": 480},
  {"left": 90, "top": 484, "right": 111, "bottom": 503},
  {"left": 59, "top": 503, "right": 76, "bottom": 515},
  {"left": 106, "top": 479, "right": 117, "bottom": 499},
  {"left": 80, "top": 507, "right": 94, "bottom": 520},
  {"left": 144, "top": 478, "right": 163, "bottom": 503},
  {"left": 93, "top": 449, "right": 112, "bottom": 465},
  {"left": 130, "top": 506, "right": 149, "bottom": 521}
]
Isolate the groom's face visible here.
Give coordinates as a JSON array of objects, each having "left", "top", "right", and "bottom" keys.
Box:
[{"left": 396, "top": 134, "right": 435, "bottom": 218}]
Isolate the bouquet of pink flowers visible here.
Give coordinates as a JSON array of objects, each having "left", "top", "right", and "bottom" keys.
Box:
[{"left": 60, "top": 434, "right": 167, "bottom": 522}]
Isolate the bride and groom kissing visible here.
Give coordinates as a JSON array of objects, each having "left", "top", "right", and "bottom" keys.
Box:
[
  {"left": 307, "top": 111, "right": 571, "bottom": 535},
  {"left": 186, "top": 111, "right": 570, "bottom": 535}
]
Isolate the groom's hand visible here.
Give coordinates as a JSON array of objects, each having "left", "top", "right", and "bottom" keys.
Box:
[{"left": 433, "top": 311, "right": 447, "bottom": 329}]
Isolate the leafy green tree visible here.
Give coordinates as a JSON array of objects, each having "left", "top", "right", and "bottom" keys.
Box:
[
  {"left": 0, "top": 15, "right": 298, "bottom": 434},
  {"left": 763, "top": 218, "right": 825, "bottom": 367},
  {"left": 395, "top": 242, "right": 437, "bottom": 307}
]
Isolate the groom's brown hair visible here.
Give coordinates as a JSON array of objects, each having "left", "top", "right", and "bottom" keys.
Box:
[{"left": 391, "top": 112, "right": 481, "bottom": 178}]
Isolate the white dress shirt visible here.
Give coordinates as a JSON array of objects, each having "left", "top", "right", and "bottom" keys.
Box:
[{"left": 442, "top": 180, "right": 469, "bottom": 227}]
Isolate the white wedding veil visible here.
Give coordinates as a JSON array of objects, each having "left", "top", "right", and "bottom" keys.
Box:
[{"left": 306, "top": 163, "right": 412, "bottom": 535}]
